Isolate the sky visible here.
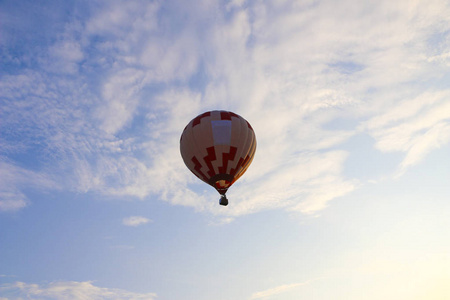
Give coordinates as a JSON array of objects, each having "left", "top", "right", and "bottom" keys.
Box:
[{"left": 1, "top": 0, "right": 450, "bottom": 299}]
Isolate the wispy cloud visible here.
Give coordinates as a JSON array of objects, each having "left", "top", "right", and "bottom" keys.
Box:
[
  {"left": 122, "top": 216, "right": 151, "bottom": 227},
  {"left": 0, "top": 160, "right": 56, "bottom": 212},
  {"left": 363, "top": 91, "right": 450, "bottom": 177},
  {"left": 0, "top": 281, "right": 156, "bottom": 300},
  {"left": 250, "top": 279, "right": 318, "bottom": 299}
]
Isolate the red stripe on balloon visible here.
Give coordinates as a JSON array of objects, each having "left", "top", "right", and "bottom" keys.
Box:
[
  {"left": 220, "top": 111, "right": 231, "bottom": 120},
  {"left": 191, "top": 156, "right": 208, "bottom": 181},
  {"left": 192, "top": 112, "right": 211, "bottom": 127},
  {"left": 220, "top": 111, "right": 239, "bottom": 121},
  {"left": 219, "top": 146, "right": 237, "bottom": 174},
  {"left": 204, "top": 146, "right": 217, "bottom": 177}
]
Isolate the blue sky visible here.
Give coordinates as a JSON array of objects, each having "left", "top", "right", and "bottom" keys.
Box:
[{"left": 1, "top": 0, "right": 450, "bottom": 299}]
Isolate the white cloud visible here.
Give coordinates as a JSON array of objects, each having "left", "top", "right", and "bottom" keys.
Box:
[
  {"left": 250, "top": 280, "right": 316, "bottom": 299},
  {"left": 397, "top": 121, "right": 450, "bottom": 176},
  {"left": 0, "top": 281, "right": 156, "bottom": 300},
  {"left": 0, "top": 191, "right": 28, "bottom": 212},
  {"left": 363, "top": 91, "right": 450, "bottom": 176},
  {"left": 122, "top": 216, "right": 152, "bottom": 227},
  {"left": 221, "top": 151, "right": 356, "bottom": 217},
  {"left": 96, "top": 68, "right": 146, "bottom": 135},
  {"left": 0, "top": 160, "right": 56, "bottom": 212},
  {"left": 140, "top": 30, "right": 201, "bottom": 83},
  {"left": 86, "top": 0, "right": 159, "bottom": 38},
  {"left": 46, "top": 38, "right": 84, "bottom": 74}
]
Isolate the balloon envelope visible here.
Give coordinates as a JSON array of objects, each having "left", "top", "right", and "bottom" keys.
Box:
[{"left": 180, "top": 110, "right": 256, "bottom": 195}]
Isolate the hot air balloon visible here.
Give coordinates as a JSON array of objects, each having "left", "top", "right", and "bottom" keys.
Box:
[{"left": 180, "top": 110, "right": 256, "bottom": 206}]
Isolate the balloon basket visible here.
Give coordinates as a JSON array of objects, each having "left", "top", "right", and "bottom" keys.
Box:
[{"left": 219, "top": 195, "right": 228, "bottom": 206}]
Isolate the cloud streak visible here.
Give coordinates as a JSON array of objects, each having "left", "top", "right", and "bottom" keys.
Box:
[
  {"left": 122, "top": 216, "right": 152, "bottom": 227},
  {"left": 363, "top": 91, "right": 450, "bottom": 176},
  {"left": 0, "top": 160, "right": 56, "bottom": 212},
  {"left": 250, "top": 279, "right": 318, "bottom": 299},
  {"left": 0, "top": 281, "right": 156, "bottom": 300}
]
